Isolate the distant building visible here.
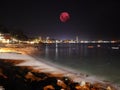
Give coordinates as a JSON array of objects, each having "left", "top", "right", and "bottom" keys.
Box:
[
  {"left": 0, "top": 33, "right": 12, "bottom": 43},
  {"left": 76, "top": 36, "right": 79, "bottom": 43}
]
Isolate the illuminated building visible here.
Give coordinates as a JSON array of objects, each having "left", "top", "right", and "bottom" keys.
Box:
[{"left": 0, "top": 33, "right": 11, "bottom": 43}]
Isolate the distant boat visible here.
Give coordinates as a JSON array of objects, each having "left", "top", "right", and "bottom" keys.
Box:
[
  {"left": 87, "top": 45, "right": 94, "bottom": 48},
  {"left": 97, "top": 44, "right": 101, "bottom": 48},
  {"left": 111, "top": 47, "right": 119, "bottom": 50}
]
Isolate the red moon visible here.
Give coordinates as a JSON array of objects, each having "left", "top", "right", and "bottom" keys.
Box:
[{"left": 60, "top": 12, "right": 70, "bottom": 22}]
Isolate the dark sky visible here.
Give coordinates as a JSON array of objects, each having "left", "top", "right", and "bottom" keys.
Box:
[{"left": 0, "top": 0, "right": 120, "bottom": 40}]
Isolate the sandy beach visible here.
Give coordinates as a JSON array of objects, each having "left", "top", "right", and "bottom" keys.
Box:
[{"left": 0, "top": 46, "right": 119, "bottom": 90}]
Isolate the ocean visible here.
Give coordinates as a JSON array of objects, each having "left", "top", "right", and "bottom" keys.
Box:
[{"left": 36, "top": 43, "right": 120, "bottom": 85}]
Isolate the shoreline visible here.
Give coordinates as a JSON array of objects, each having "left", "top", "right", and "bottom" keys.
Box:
[
  {"left": 0, "top": 46, "right": 120, "bottom": 89},
  {"left": 24, "top": 53, "right": 120, "bottom": 89},
  {"left": 32, "top": 55, "right": 104, "bottom": 82}
]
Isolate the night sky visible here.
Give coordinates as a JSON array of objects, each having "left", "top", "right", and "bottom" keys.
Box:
[{"left": 0, "top": 0, "right": 120, "bottom": 40}]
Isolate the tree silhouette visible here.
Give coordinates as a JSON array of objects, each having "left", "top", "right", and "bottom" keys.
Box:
[{"left": 10, "top": 28, "right": 28, "bottom": 41}]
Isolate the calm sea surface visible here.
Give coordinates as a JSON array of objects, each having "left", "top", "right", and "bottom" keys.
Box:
[{"left": 36, "top": 43, "right": 120, "bottom": 84}]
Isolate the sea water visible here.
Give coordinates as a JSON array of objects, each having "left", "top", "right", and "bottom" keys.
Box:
[{"left": 36, "top": 43, "right": 120, "bottom": 85}]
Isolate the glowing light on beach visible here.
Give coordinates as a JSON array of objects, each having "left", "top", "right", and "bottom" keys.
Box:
[
  {"left": 0, "top": 48, "right": 22, "bottom": 54},
  {"left": 0, "top": 48, "right": 13, "bottom": 53}
]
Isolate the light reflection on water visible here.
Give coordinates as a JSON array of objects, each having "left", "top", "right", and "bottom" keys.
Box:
[{"left": 38, "top": 43, "right": 120, "bottom": 84}]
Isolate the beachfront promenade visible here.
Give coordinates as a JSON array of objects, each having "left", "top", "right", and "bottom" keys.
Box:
[{"left": 0, "top": 46, "right": 119, "bottom": 90}]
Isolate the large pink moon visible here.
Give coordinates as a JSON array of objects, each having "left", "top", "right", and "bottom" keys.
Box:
[{"left": 60, "top": 12, "right": 70, "bottom": 22}]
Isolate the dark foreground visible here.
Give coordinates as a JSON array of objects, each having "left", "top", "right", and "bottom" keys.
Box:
[{"left": 0, "top": 59, "right": 117, "bottom": 90}]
